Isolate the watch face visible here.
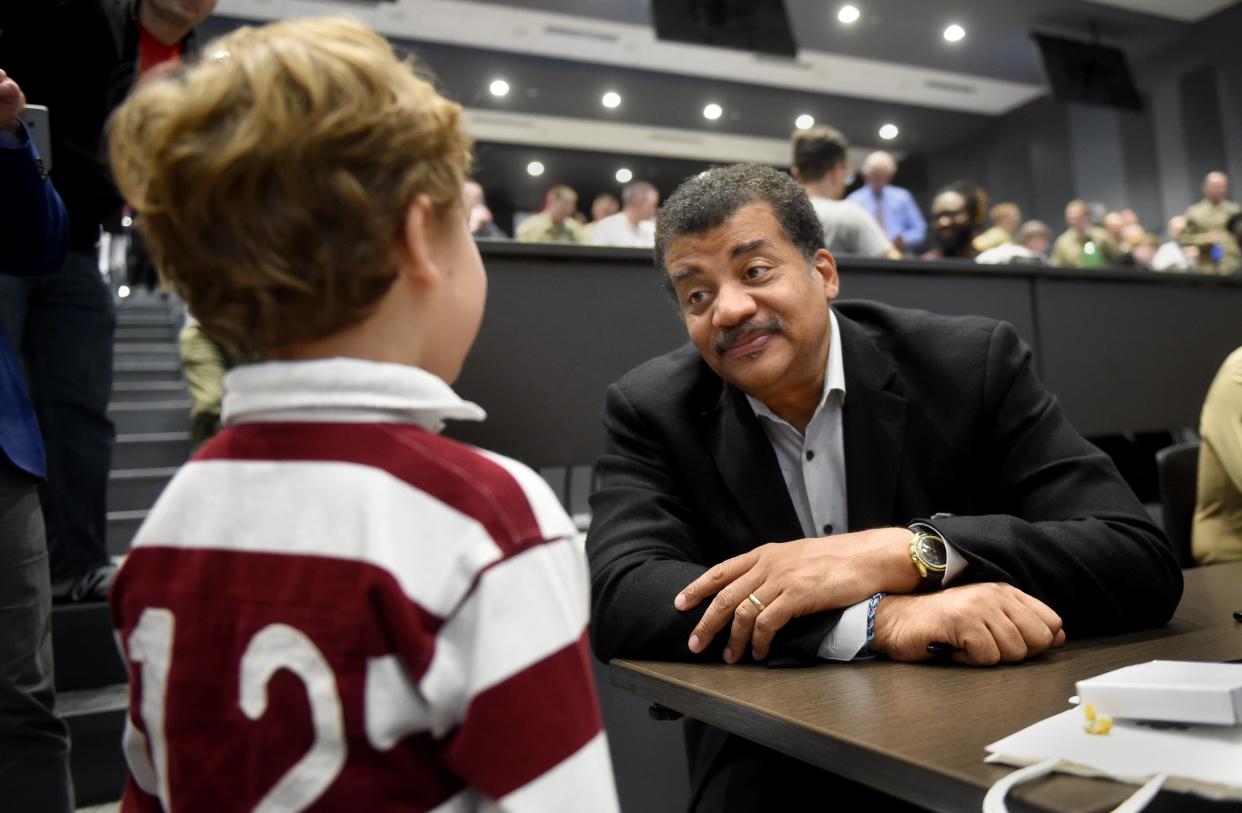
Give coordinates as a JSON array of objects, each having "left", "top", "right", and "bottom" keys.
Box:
[{"left": 917, "top": 536, "right": 947, "bottom": 568}]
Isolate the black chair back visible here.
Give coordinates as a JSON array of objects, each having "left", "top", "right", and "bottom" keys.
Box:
[{"left": 1155, "top": 441, "right": 1201, "bottom": 568}]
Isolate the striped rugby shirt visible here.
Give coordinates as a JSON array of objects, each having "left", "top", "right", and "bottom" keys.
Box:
[{"left": 110, "top": 358, "right": 618, "bottom": 812}]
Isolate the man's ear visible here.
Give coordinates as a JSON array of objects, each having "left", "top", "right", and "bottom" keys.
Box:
[
  {"left": 395, "top": 194, "right": 442, "bottom": 289},
  {"left": 790, "top": 166, "right": 802, "bottom": 182},
  {"left": 813, "top": 248, "right": 840, "bottom": 302}
]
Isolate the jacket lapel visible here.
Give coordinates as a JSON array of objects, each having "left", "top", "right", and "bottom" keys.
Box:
[
  {"left": 705, "top": 385, "right": 804, "bottom": 544},
  {"left": 838, "top": 311, "right": 909, "bottom": 531}
]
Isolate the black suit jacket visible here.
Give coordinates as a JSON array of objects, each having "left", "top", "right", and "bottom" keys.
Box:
[{"left": 587, "top": 301, "right": 1183, "bottom": 666}]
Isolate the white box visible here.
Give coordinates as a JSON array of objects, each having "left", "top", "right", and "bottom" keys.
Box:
[{"left": 1076, "top": 660, "right": 1242, "bottom": 726}]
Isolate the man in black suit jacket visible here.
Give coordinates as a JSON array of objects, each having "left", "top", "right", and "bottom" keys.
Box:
[{"left": 586, "top": 164, "right": 1182, "bottom": 810}]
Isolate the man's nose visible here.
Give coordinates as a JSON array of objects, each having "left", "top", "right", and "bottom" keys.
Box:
[{"left": 712, "top": 282, "right": 757, "bottom": 327}]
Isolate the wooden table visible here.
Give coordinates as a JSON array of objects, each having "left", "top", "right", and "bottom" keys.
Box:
[{"left": 611, "top": 563, "right": 1242, "bottom": 813}]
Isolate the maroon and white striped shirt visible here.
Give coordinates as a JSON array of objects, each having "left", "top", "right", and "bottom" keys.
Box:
[{"left": 110, "top": 359, "right": 618, "bottom": 812}]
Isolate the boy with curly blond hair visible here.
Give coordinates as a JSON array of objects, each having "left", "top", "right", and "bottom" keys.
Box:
[{"left": 107, "top": 18, "right": 617, "bottom": 812}]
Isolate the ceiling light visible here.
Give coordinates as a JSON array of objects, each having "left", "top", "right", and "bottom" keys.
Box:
[
  {"left": 489, "top": 78, "right": 510, "bottom": 97},
  {"left": 117, "top": 285, "right": 131, "bottom": 298},
  {"left": 837, "top": 5, "right": 860, "bottom": 24},
  {"left": 943, "top": 24, "right": 965, "bottom": 43},
  {"left": 526, "top": 161, "right": 545, "bottom": 177},
  {"left": 878, "top": 123, "right": 899, "bottom": 140},
  {"left": 703, "top": 103, "right": 723, "bottom": 120},
  {"left": 616, "top": 168, "right": 633, "bottom": 183},
  {"left": 795, "top": 114, "right": 815, "bottom": 130},
  {"left": 602, "top": 91, "right": 622, "bottom": 109}
]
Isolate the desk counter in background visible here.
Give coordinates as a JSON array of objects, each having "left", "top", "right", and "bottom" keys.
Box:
[{"left": 449, "top": 242, "right": 1242, "bottom": 468}]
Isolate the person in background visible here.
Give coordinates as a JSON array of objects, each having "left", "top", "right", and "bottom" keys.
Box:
[
  {"left": 516, "top": 184, "right": 588, "bottom": 244},
  {"left": 972, "top": 202, "right": 1021, "bottom": 254},
  {"left": 921, "top": 181, "right": 983, "bottom": 260},
  {"left": 790, "top": 125, "right": 896, "bottom": 259},
  {"left": 1102, "top": 211, "right": 1126, "bottom": 248},
  {"left": 1183, "top": 172, "right": 1241, "bottom": 274},
  {"left": 590, "top": 180, "right": 659, "bottom": 248},
  {"left": 846, "top": 150, "right": 926, "bottom": 252},
  {"left": 1051, "top": 199, "right": 1119, "bottom": 268},
  {"left": 107, "top": 18, "right": 618, "bottom": 811},
  {"left": 1193, "top": 346, "right": 1242, "bottom": 564},
  {"left": 1152, "top": 215, "right": 1195, "bottom": 272},
  {"left": 463, "top": 179, "right": 506, "bottom": 240},
  {"left": 0, "top": 67, "right": 73, "bottom": 813},
  {"left": 976, "top": 220, "right": 1050, "bottom": 265},
  {"left": 0, "top": 0, "right": 218, "bottom": 603},
  {"left": 1127, "top": 233, "right": 1160, "bottom": 269},
  {"left": 178, "top": 315, "right": 234, "bottom": 450},
  {"left": 585, "top": 192, "right": 620, "bottom": 238}
]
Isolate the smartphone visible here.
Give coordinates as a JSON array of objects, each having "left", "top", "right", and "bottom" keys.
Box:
[{"left": 20, "top": 104, "right": 52, "bottom": 171}]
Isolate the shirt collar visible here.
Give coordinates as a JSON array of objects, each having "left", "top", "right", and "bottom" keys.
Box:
[
  {"left": 221, "top": 357, "right": 486, "bottom": 433},
  {"left": 746, "top": 308, "right": 846, "bottom": 429}
]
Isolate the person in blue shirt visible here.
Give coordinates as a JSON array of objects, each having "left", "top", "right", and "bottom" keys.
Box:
[
  {"left": 846, "top": 150, "right": 928, "bottom": 253},
  {"left": 0, "top": 67, "right": 73, "bottom": 813}
]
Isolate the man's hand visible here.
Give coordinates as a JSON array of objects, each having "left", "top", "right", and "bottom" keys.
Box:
[
  {"left": 0, "top": 69, "right": 26, "bottom": 136},
  {"left": 870, "top": 583, "right": 1066, "bottom": 666},
  {"left": 674, "top": 527, "right": 919, "bottom": 663}
]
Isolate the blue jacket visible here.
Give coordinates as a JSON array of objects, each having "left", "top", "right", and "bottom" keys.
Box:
[{"left": 0, "top": 120, "right": 69, "bottom": 477}]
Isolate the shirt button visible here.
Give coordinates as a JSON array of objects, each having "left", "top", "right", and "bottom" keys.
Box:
[
  {"left": 823, "top": 524, "right": 834, "bottom": 534},
  {"left": 805, "top": 450, "right": 815, "bottom": 461}
]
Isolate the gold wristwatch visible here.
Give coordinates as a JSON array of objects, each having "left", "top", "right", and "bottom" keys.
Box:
[{"left": 908, "top": 522, "right": 947, "bottom": 591}]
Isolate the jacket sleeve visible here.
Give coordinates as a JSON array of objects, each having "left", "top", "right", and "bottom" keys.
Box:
[
  {"left": 587, "top": 383, "right": 840, "bottom": 664},
  {"left": 0, "top": 122, "right": 69, "bottom": 276},
  {"left": 929, "top": 321, "right": 1183, "bottom": 636}
]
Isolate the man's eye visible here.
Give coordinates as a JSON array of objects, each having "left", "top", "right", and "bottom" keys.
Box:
[
  {"left": 687, "top": 291, "right": 708, "bottom": 306},
  {"left": 745, "top": 265, "right": 770, "bottom": 279}
]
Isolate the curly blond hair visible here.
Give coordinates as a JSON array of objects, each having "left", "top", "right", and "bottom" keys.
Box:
[{"left": 109, "top": 17, "right": 472, "bottom": 354}]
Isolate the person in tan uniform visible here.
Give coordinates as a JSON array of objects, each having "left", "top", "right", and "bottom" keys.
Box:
[
  {"left": 1182, "top": 172, "right": 1241, "bottom": 274},
  {"left": 1193, "top": 346, "right": 1242, "bottom": 564},
  {"left": 516, "top": 185, "right": 588, "bottom": 244},
  {"left": 972, "top": 202, "right": 1021, "bottom": 254},
  {"left": 1051, "top": 199, "right": 1119, "bottom": 268}
]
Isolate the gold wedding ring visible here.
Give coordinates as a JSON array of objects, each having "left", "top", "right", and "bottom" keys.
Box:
[{"left": 748, "top": 593, "right": 766, "bottom": 612}]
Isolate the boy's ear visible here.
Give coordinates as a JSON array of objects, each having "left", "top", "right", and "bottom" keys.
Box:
[{"left": 396, "top": 194, "right": 441, "bottom": 288}]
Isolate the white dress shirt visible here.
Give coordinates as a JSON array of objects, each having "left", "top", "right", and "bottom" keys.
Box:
[
  {"left": 746, "top": 310, "right": 964, "bottom": 660},
  {"left": 588, "top": 212, "right": 656, "bottom": 247}
]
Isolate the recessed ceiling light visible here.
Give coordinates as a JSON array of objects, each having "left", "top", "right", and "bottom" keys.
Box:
[
  {"left": 616, "top": 168, "right": 633, "bottom": 183},
  {"left": 703, "top": 103, "right": 723, "bottom": 120},
  {"left": 879, "top": 123, "right": 899, "bottom": 140},
  {"left": 943, "top": 24, "right": 965, "bottom": 43},
  {"left": 837, "top": 5, "right": 860, "bottom": 24},
  {"left": 489, "top": 78, "right": 510, "bottom": 97},
  {"left": 795, "top": 114, "right": 815, "bottom": 130},
  {"left": 526, "top": 161, "right": 545, "bottom": 177},
  {"left": 602, "top": 91, "right": 622, "bottom": 109}
]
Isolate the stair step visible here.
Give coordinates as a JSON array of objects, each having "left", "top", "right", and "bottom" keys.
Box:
[
  {"left": 52, "top": 603, "right": 128, "bottom": 692},
  {"left": 113, "top": 362, "right": 182, "bottom": 383},
  {"left": 116, "top": 326, "right": 178, "bottom": 342},
  {"left": 107, "top": 467, "right": 178, "bottom": 514},
  {"left": 111, "top": 380, "right": 189, "bottom": 401},
  {"left": 116, "top": 313, "right": 176, "bottom": 328},
  {"left": 107, "top": 400, "right": 192, "bottom": 434},
  {"left": 114, "top": 343, "right": 180, "bottom": 364},
  {"left": 106, "top": 511, "right": 146, "bottom": 556},
  {"left": 60, "top": 684, "right": 128, "bottom": 806},
  {"left": 113, "top": 432, "right": 191, "bottom": 470}
]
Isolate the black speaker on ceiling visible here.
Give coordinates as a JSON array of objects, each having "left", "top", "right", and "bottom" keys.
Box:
[
  {"left": 651, "top": 0, "right": 797, "bottom": 57},
  {"left": 1033, "top": 32, "right": 1142, "bottom": 111}
]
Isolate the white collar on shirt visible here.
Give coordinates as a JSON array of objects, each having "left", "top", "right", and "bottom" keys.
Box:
[
  {"left": 221, "top": 357, "right": 486, "bottom": 433},
  {"left": 745, "top": 308, "right": 846, "bottom": 429}
]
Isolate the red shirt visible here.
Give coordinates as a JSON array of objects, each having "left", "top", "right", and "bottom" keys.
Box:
[{"left": 138, "top": 22, "right": 181, "bottom": 76}]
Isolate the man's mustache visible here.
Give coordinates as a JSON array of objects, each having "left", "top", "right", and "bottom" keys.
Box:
[{"left": 713, "top": 316, "right": 783, "bottom": 356}]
